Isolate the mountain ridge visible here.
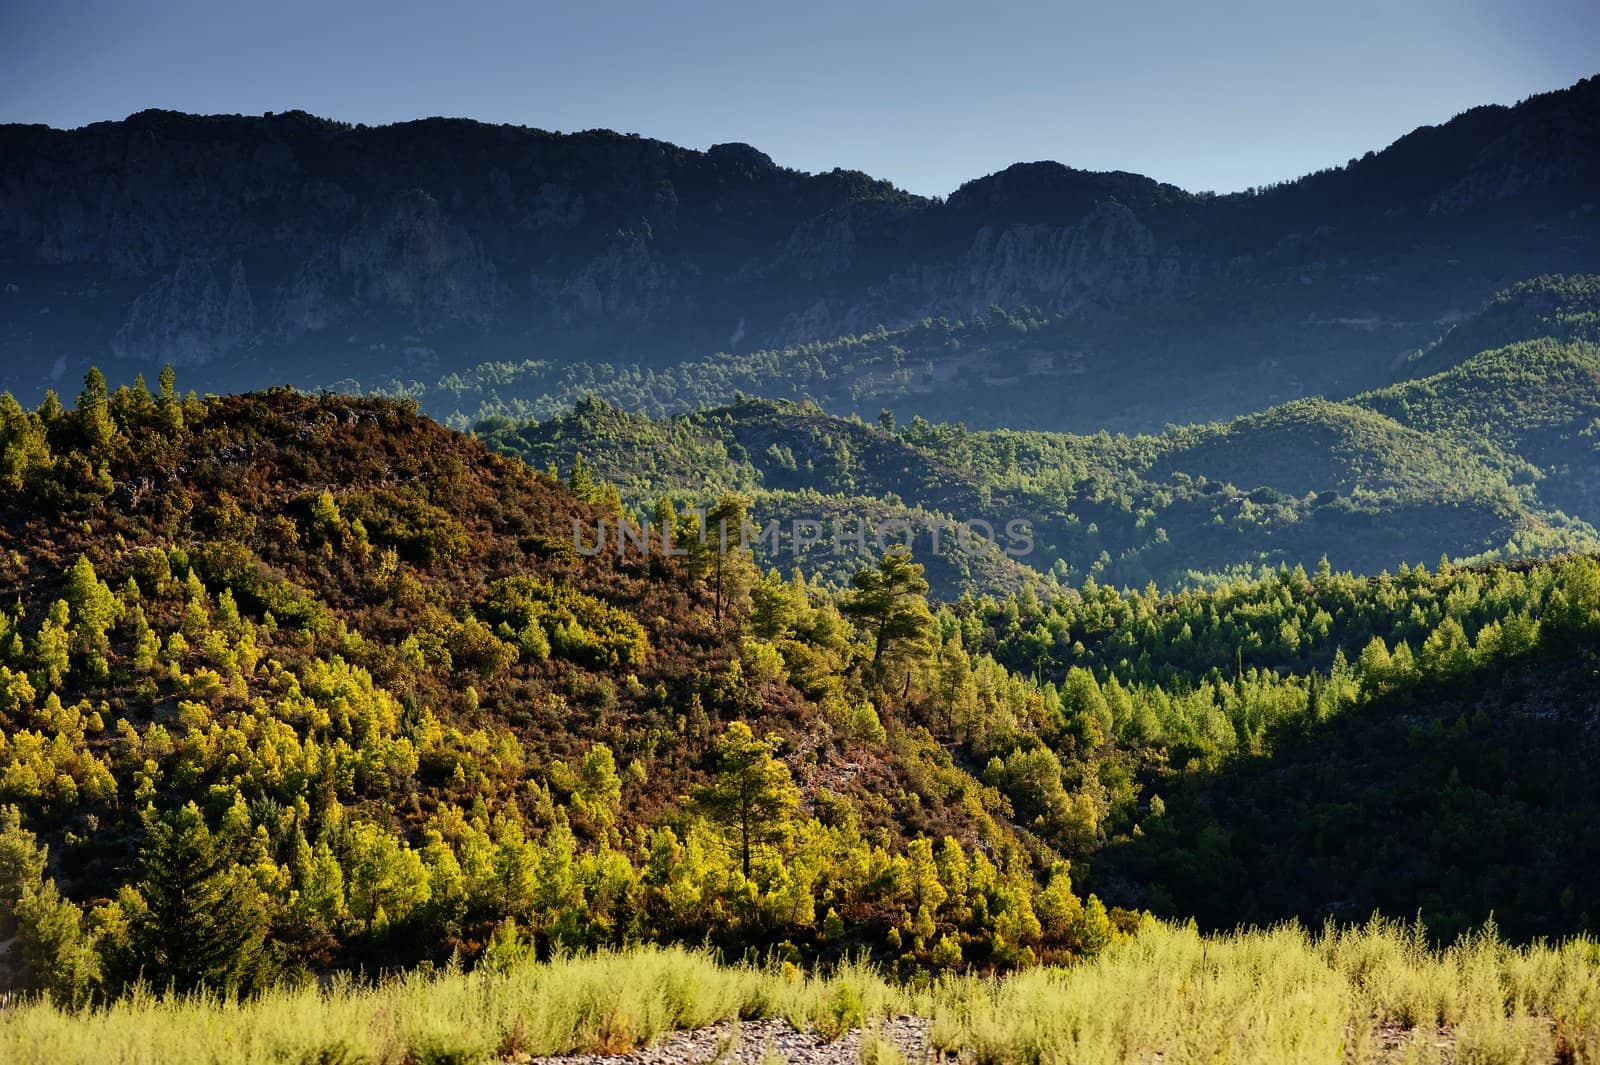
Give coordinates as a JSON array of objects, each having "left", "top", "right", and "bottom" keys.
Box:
[
  {"left": 482, "top": 276, "right": 1600, "bottom": 595},
  {"left": 4, "top": 76, "right": 1598, "bottom": 430}
]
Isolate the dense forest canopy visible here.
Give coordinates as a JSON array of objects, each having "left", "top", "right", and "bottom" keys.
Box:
[
  {"left": 0, "top": 371, "right": 1596, "bottom": 1005},
  {"left": 477, "top": 276, "right": 1600, "bottom": 598}
]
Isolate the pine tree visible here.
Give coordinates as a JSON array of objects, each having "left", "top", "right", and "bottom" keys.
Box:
[
  {"left": 32, "top": 599, "right": 72, "bottom": 692},
  {"left": 704, "top": 494, "right": 756, "bottom": 627},
  {"left": 77, "top": 367, "right": 116, "bottom": 448},
  {"left": 156, "top": 364, "right": 184, "bottom": 433},
  {"left": 568, "top": 454, "right": 598, "bottom": 503},
  {"left": 0, "top": 392, "right": 52, "bottom": 491},
  {"left": 14, "top": 877, "right": 101, "bottom": 1004},
  {"left": 37, "top": 389, "right": 64, "bottom": 428},
  {"left": 64, "top": 555, "right": 122, "bottom": 676},
  {"left": 0, "top": 806, "right": 101, "bottom": 1002},
  {"left": 574, "top": 743, "right": 624, "bottom": 829},
  {"left": 750, "top": 569, "right": 800, "bottom": 640},
  {"left": 0, "top": 804, "right": 48, "bottom": 933},
  {"left": 935, "top": 635, "right": 979, "bottom": 738},
  {"left": 690, "top": 722, "right": 799, "bottom": 879},
  {"left": 129, "top": 803, "right": 270, "bottom": 993},
  {"left": 844, "top": 549, "right": 936, "bottom": 695}
]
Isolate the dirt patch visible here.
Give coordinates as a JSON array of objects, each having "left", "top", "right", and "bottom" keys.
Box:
[{"left": 529, "top": 1016, "right": 935, "bottom": 1064}]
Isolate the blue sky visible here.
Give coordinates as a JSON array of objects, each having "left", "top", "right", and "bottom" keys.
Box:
[{"left": 1, "top": 0, "right": 1595, "bottom": 197}]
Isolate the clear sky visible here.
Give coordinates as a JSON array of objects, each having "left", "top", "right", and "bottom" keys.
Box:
[{"left": 1, "top": 0, "right": 1595, "bottom": 198}]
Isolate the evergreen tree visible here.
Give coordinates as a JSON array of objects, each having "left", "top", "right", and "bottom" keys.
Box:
[
  {"left": 691, "top": 722, "right": 799, "bottom": 879},
  {"left": 14, "top": 877, "right": 101, "bottom": 1004},
  {"left": 0, "top": 392, "right": 52, "bottom": 491},
  {"left": 156, "top": 364, "right": 184, "bottom": 433},
  {"left": 704, "top": 494, "right": 756, "bottom": 628},
  {"left": 935, "top": 635, "right": 979, "bottom": 738},
  {"left": 77, "top": 368, "right": 116, "bottom": 448},
  {"left": 0, "top": 805, "right": 47, "bottom": 933},
  {"left": 129, "top": 803, "right": 270, "bottom": 993},
  {"left": 574, "top": 742, "right": 624, "bottom": 829},
  {"left": 32, "top": 600, "right": 72, "bottom": 692},
  {"left": 844, "top": 549, "right": 936, "bottom": 694},
  {"left": 64, "top": 555, "right": 122, "bottom": 676},
  {"left": 0, "top": 807, "right": 100, "bottom": 1002},
  {"left": 750, "top": 569, "right": 800, "bottom": 640},
  {"left": 568, "top": 454, "right": 599, "bottom": 503}
]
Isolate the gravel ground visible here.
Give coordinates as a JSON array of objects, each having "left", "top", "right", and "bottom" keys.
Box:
[{"left": 531, "top": 1015, "right": 937, "bottom": 1064}]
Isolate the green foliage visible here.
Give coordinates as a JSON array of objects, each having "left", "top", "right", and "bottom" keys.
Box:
[
  {"left": 0, "top": 806, "right": 101, "bottom": 1003},
  {"left": 2, "top": 372, "right": 1596, "bottom": 1007},
  {"left": 0, "top": 804, "right": 48, "bottom": 926},
  {"left": 690, "top": 722, "right": 800, "bottom": 879},
  {"left": 13, "top": 877, "right": 101, "bottom": 1005},
  {"left": 844, "top": 549, "right": 936, "bottom": 693},
  {"left": 0, "top": 383, "right": 1119, "bottom": 999},
  {"left": 483, "top": 577, "right": 648, "bottom": 669},
  {"left": 477, "top": 327, "right": 1600, "bottom": 598},
  {"left": 125, "top": 803, "right": 271, "bottom": 994}
]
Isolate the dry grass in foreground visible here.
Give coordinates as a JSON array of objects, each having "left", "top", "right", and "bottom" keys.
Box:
[{"left": 2, "top": 918, "right": 1597, "bottom": 1064}]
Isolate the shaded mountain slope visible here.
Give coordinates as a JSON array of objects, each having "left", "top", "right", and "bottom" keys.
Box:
[
  {"left": 483, "top": 325, "right": 1600, "bottom": 595},
  {"left": 4, "top": 77, "right": 1599, "bottom": 431}
]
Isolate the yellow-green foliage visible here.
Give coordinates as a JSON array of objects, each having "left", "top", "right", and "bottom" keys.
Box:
[
  {"left": 930, "top": 917, "right": 1600, "bottom": 1065},
  {"left": 483, "top": 576, "right": 649, "bottom": 669},
  {"left": 5, "top": 922, "right": 1598, "bottom": 1065}
]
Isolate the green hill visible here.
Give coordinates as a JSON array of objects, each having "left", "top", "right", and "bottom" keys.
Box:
[
  {"left": 1394, "top": 275, "right": 1600, "bottom": 381},
  {"left": 2, "top": 373, "right": 1598, "bottom": 1011},
  {"left": 0, "top": 378, "right": 1110, "bottom": 999},
  {"left": 1358, "top": 337, "right": 1600, "bottom": 522},
  {"left": 483, "top": 337, "right": 1600, "bottom": 596}
]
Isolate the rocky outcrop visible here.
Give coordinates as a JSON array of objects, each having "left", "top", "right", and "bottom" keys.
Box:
[{"left": 112, "top": 258, "right": 256, "bottom": 366}]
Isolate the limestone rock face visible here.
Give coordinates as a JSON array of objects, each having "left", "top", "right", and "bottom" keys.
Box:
[
  {"left": 113, "top": 259, "right": 257, "bottom": 366},
  {"left": 947, "top": 203, "right": 1172, "bottom": 310},
  {"left": 335, "top": 190, "right": 503, "bottom": 326}
]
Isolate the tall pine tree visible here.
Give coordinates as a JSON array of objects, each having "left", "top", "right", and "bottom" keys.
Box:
[{"left": 129, "top": 803, "right": 270, "bottom": 993}]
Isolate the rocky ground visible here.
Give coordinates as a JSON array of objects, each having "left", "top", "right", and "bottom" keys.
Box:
[{"left": 529, "top": 1015, "right": 938, "bottom": 1064}]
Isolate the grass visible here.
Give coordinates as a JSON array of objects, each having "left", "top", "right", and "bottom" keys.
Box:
[
  {"left": 931, "top": 918, "right": 1600, "bottom": 1064},
  {"left": 2, "top": 919, "right": 1597, "bottom": 1064}
]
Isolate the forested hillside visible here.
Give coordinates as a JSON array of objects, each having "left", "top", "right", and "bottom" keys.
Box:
[
  {"left": 1394, "top": 274, "right": 1600, "bottom": 381},
  {"left": 0, "top": 374, "right": 1119, "bottom": 1003},
  {"left": 1, "top": 373, "right": 1597, "bottom": 1007},
  {"left": 481, "top": 280, "right": 1600, "bottom": 597}
]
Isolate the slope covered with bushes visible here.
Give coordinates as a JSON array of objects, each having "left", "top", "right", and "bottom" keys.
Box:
[
  {"left": 485, "top": 344, "right": 1600, "bottom": 597},
  {"left": 2, "top": 371, "right": 1598, "bottom": 1013},
  {"left": 0, "top": 373, "right": 1115, "bottom": 1002}
]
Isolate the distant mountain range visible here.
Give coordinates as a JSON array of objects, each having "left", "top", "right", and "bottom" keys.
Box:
[{"left": 2, "top": 76, "right": 1597, "bottom": 430}]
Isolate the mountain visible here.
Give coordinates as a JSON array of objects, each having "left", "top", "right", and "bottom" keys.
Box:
[
  {"left": 480, "top": 279, "right": 1600, "bottom": 597},
  {"left": 3, "top": 77, "right": 1599, "bottom": 431}
]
